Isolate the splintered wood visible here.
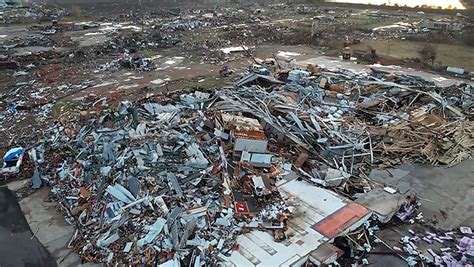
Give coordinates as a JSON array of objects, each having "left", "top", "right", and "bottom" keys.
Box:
[{"left": 374, "top": 117, "right": 473, "bottom": 167}]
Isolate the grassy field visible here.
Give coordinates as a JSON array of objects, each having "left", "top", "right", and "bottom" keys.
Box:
[{"left": 353, "top": 39, "right": 474, "bottom": 70}]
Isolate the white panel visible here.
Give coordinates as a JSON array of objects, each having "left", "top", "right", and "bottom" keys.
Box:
[{"left": 234, "top": 139, "right": 268, "bottom": 153}]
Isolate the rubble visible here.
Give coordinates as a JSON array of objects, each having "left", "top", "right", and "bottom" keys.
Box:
[
  {"left": 20, "top": 90, "right": 295, "bottom": 264},
  {"left": 1, "top": 2, "right": 473, "bottom": 266},
  {"left": 4, "top": 60, "right": 469, "bottom": 265},
  {"left": 95, "top": 53, "right": 155, "bottom": 73},
  {"left": 395, "top": 226, "right": 474, "bottom": 266}
]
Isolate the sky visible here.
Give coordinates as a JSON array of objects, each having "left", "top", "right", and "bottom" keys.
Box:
[{"left": 327, "top": 0, "right": 466, "bottom": 9}]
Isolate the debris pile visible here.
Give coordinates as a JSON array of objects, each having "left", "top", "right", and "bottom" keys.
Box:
[
  {"left": 1, "top": 2, "right": 473, "bottom": 265},
  {"left": 232, "top": 66, "right": 473, "bottom": 169},
  {"left": 31, "top": 92, "right": 300, "bottom": 264},
  {"left": 396, "top": 227, "right": 474, "bottom": 266},
  {"left": 161, "top": 19, "right": 207, "bottom": 31},
  {"left": 0, "top": 4, "right": 66, "bottom": 24},
  {"left": 332, "top": 195, "right": 473, "bottom": 267},
  {"left": 96, "top": 53, "right": 155, "bottom": 73},
  {"left": 13, "top": 62, "right": 471, "bottom": 265}
]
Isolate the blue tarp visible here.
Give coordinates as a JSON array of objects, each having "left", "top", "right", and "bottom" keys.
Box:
[{"left": 3, "top": 147, "right": 24, "bottom": 161}]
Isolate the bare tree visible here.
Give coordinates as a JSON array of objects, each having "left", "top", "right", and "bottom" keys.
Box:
[
  {"left": 70, "top": 6, "right": 83, "bottom": 17},
  {"left": 419, "top": 44, "right": 437, "bottom": 65},
  {"left": 464, "top": 30, "right": 474, "bottom": 46}
]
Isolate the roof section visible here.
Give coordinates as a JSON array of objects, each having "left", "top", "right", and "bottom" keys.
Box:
[
  {"left": 312, "top": 202, "right": 369, "bottom": 239},
  {"left": 224, "top": 180, "right": 372, "bottom": 266}
]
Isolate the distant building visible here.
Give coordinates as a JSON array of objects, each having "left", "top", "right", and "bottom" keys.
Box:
[{"left": 419, "top": 20, "right": 464, "bottom": 31}]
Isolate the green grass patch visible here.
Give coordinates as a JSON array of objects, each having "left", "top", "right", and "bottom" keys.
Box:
[
  {"left": 353, "top": 39, "right": 474, "bottom": 70},
  {"left": 187, "top": 78, "right": 227, "bottom": 90},
  {"left": 51, "top": 101, "right": 78, "bottom": 117},
  {"left": 340, "top": 16, "right": 400, "bottom": 30},
  {"left": 60, "top": 14, "right": 92, "bottom": 23},
  {"left": 139, "top": 49, "right": 161, "bottom": 58}
]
